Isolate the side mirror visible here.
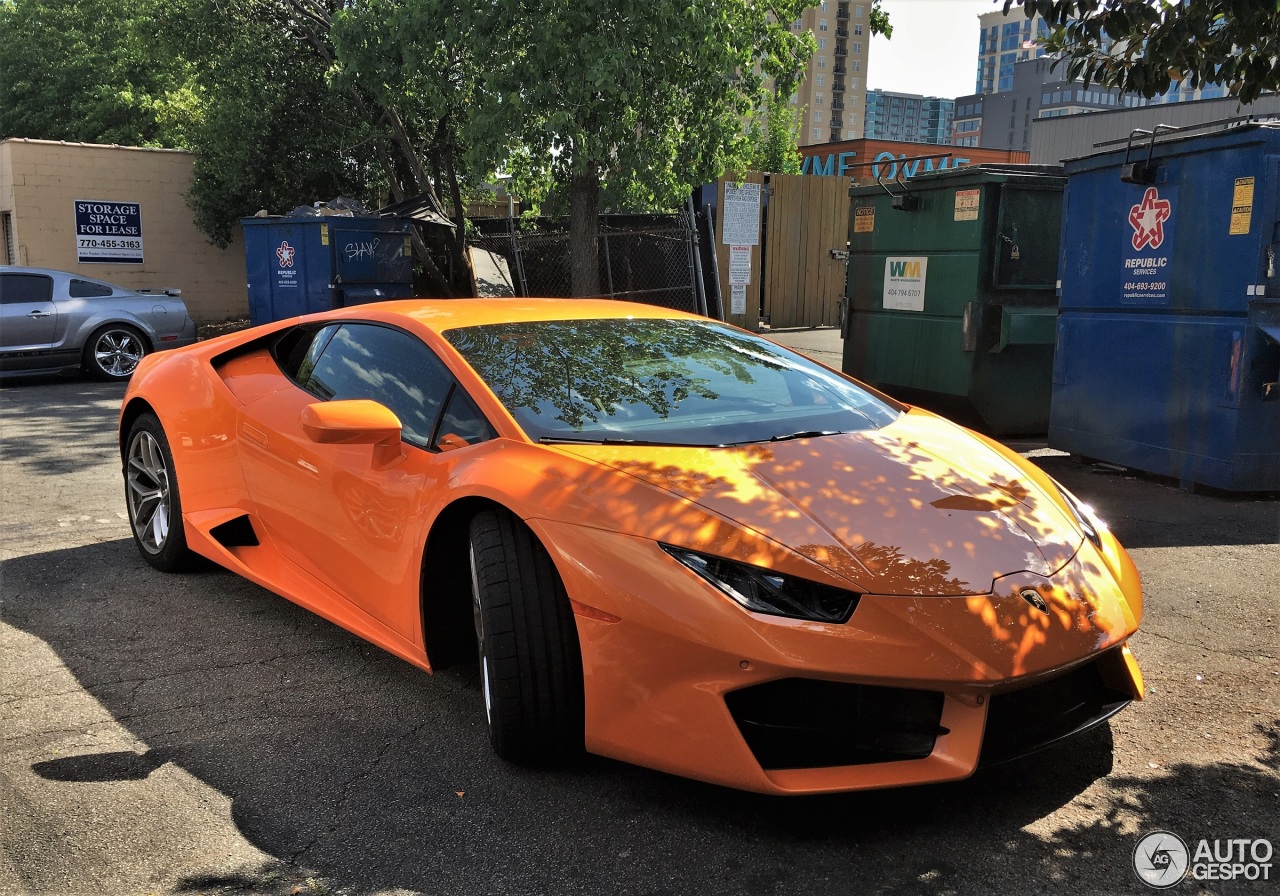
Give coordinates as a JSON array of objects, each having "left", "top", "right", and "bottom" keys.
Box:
[{"left": 301, "top": 400, "right": 405, "bottom": 469}]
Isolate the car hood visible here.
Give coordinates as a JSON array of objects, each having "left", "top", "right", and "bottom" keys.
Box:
[{"left": 553, "top": 410, "right": 1082, "bottom": 596}]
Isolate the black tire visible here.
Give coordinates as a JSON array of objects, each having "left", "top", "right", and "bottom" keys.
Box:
[
  {"left": 124, "top": 413, "right": 198, "bottom": 572},
  {"left": 84, "top": 324, "right": 148, "bottom": 380},
  {"left": 469, "top": 509, "right": 584, "bottom": 764}
]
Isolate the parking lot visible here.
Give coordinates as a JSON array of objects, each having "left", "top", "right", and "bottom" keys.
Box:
[{"left": 1, "top": 365, "right": 1277, "bottom": 896}]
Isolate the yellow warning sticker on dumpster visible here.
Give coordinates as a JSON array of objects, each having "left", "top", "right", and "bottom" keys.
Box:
[
  {"left": 854, "top": 205, "right": 875, "bottom": 233},
  {"left": 320, "top": 223, "right": 329, "bottom": 246},
  {"left": 955, "top": 189, "right": 980, "bottom": 221},
  {"left": 1230, "top": 177, "right": 1254, "bottom": 235}
]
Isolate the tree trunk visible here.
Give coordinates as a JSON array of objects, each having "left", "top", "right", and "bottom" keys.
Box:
[{"left": 569, "top": 171, "right": 601, "bottom": 297}]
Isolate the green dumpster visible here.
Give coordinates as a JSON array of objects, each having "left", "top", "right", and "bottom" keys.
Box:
[{"left": 842, "top": 164, "right": 1066, "bottom": 435}]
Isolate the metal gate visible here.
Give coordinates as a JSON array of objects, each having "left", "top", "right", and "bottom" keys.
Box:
[{"left": 468, "top": 213, "right": 705, "bottom": 313}]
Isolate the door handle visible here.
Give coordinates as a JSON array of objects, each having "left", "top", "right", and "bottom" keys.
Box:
[{"left": 27, "top": 310, "right": 51, "bottom": 318}]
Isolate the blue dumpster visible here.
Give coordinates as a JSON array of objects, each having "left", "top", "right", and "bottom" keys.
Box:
[
  {"left": 241, "top": 216, "right": 415, "bottom": 325},
  {"left": 1050, "top": 123, "right": 1280, "bottom": 491}
]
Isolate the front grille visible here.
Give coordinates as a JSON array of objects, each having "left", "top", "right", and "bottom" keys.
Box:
[
  {"left": 978, "top": 651, "right": 1133, "bottom": 766},
  {"left": 725, "top": 678, "right": 946, "bottom": 770}
]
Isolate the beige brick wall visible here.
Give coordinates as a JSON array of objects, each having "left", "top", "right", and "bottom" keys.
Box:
[{"left": 0, "top": 139, "right": 248, "bottom": 322}]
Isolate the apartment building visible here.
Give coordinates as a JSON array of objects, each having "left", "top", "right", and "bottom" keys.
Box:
[{"left": 791, "top": 0, "right": 873, "bottom": 146}]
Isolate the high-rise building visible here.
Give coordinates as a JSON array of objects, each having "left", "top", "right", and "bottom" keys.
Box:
[
  {"left": 864, "top": 90, "right": 954, "bottom": 144},
  {"left": 961, "top": 8, "right": 1233, "bottom": 150},
  {"left": 975, "top": 8, "right": 1049, "bottom": 95},
  {"left": 790, "top": 0, "right": 873, "bottom": 146}
]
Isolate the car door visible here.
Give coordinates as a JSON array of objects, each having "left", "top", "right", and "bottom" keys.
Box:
[
  {"left": 0, "top": 272, "right": 58, "bottom": 366},
  {"left": 237, "top": 322, "right": 492, "bottom": 640}
]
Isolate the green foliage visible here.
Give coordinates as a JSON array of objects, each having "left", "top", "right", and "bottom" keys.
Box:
[
  {"left": 0, "top": 0, "right": 199, "bottom": 146},
  {"left": 748, "top": 91, "right": 803, "bottom": 175},
  {"left": 869, "top": 0, "right": 893, "bottom": 39},
  {"left": 473, "top": 0, "right": 815, "bottom": 215},
  {"left": 1007, "top": 0, "right": 1280, "bottom": 103},
  {"left": 167, "top": 0, "right": 380, "bottom": 248}
]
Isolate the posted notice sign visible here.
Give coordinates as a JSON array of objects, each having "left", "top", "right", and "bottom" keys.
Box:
[{"left": 75, "top": 200, "right": 143, "bottom": 264}]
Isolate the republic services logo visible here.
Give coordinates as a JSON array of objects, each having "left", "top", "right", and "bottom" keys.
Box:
[
  {"left": 1129, "top": 187, "right": 1172, "bottom": 251},
  {"left": 276, "top": 240, "right": 296, "bottom": 267}
]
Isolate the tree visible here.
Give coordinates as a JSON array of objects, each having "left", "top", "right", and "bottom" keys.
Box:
[
  {"left": 166, "top": 0, "right": 379, "bottom": 249},
  {"left": 748, "top": 91, "right": 803, "bottom": 175},
  {"left": 169, "top": 0, "right": 476, "bottom": 294},
  {"left": 471, "top": 0, "right": 815, "bottom": 297},
  {"left": 1007, "top": 0, "right": 1280, "bottom": 103},
  {"left": 0, "top": 0, "right": 198, "bottom": 146}
]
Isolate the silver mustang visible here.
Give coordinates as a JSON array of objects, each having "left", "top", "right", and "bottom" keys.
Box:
[{"left": 0, "top": 266, "right": 196, "bottom": 380}]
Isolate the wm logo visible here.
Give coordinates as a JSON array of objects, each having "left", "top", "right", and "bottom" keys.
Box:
[{"left": 889, "top": 260, "right": 921, "bottom": 278}]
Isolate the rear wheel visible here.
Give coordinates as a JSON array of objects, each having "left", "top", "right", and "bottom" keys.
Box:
[
  {"left": 125, "top": 413, "right": 197, "bottom": 572},
  {"left": 85, "top": 324, "right": 147, "bottom": 380},
  {"left": 469, "top": 509, "right": 584, "bottom": 764}
]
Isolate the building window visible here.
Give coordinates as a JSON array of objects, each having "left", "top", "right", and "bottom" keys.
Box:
[
  {"left": 852, "top": 60, "right": 860, "bottom": 71},
  {"left": 854, "top": 23, "right": 863, "bottom": 35},
  {"left": 816, "top": 74, "right": 826, "bottom": 87},
  {"left": 813, "top": 128, "right": 822, "bottom": 140},
  {"left": 850, "top": 77, "right": 859, "bottom": 88},
  {"left": 815, "top": 93, "right": 825, "bottom": 104},
  {"left": 818, "top": 37, "right": 827, "bottom": 49},
  {"left": 817, "top": 55, "right": 827, "bottom": 68},
  {"left": 853, "top": 41, "right": 862, "bottom": 53},
  {"left": 855, "top": 4, "right": 864, "bottom": 17},
  {"left": 814, "top": 110, "right": 823, "bottom": 122},
  {"left": 793, "top": 19, "right": 801, "bottom": 30},
  {"left": 819, "top": 19, "right": 829, "bottom": 31},
  {"left": 846, "top": 130, "right": 857, "bottom": 140},
  {"left": 821, "top": 0, "right": 829, "bottom": 10}
]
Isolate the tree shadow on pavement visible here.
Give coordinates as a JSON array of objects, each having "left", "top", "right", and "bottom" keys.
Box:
[{"left": 3, "top": 539, "right": 1276, "bottom": 896}]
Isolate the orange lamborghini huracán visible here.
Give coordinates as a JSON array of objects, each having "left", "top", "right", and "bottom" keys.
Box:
[{"left": 120, "top": 299, "right": 1143, "bottom": 795}]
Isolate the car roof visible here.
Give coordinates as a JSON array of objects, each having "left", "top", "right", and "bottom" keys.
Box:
[{"left": 364, "top": 298, "right": 708, "bottom": 334}]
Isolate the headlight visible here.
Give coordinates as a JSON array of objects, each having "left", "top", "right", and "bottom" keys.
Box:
[
  {"left": 1055, "top": 482, "right": 1106, "bottom": 549},
  {"left": 660, "top": 544, "right": 860, "bottom": 623}
]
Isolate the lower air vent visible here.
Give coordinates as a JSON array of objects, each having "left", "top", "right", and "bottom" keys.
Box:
[{"left": 725, "top": 678, "right": 946, "bottom": 770}]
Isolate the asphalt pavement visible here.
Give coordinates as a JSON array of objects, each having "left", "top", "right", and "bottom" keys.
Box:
[{"left": 1, "top": 356, "right": 1277, "bottom": 896}]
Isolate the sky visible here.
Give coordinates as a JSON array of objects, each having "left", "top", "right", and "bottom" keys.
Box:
[{"left": 867, "top": 0, "right": 1007, "bottom": 98}]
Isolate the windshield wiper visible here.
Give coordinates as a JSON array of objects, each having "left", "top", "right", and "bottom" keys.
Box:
[
  {"left": 725, "top": 430, "right": 846, "bottom": 447},
  {"left": 539, "top": 436, "right": 706, "bottom": 447}
]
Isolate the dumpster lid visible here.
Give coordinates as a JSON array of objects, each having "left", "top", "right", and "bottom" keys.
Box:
[{"left": 377, "top": 191, "right": 454, "bottom": 228}]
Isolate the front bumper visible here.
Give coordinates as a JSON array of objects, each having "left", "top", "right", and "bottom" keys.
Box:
[{"left": 532, "top": 520, "right": 1144, "bottom": 795}]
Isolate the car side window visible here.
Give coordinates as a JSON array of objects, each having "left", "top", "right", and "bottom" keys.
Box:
[
  {"left": 0, "top": 273, "right": 54, "bottom": 304},
  {"left": 436, "top": 386, "right": 497, "bottom": 447},
  {"left": 68, "top": 279, "right": 114, "bottom": 298},
  {"left": 302, "top": 323, "right": 453, "bottom": 447}
]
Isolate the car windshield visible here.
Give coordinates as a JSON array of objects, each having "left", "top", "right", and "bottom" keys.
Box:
[{"left": 443, "top": 318, "right": 901, "bottom": 446}]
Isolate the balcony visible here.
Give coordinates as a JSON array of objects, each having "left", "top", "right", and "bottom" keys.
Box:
[
  {"left": 834, "top": 44, "right": 847, "bottom": 57},
  {"left": 831, "top": 102, "right": 845, "bottom": 112},
  {"left": 837, "top": 7, "right": 850, "bottom": 19},
  {"left": 830, "top": 117, "right": 844, "bottom": 129},
  {"left": 832, "top": 80, "right": 845, "bottom": 92},
  {"left": 833, "top": 64, "right": 847, "bottom": 74},
  {"left": 836, "top": 26, "right": 848, "bottom": 38}
]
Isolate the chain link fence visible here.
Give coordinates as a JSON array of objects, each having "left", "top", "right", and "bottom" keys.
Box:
[{"left": 468, "top": 212, "right": 706, "bottom": 314}]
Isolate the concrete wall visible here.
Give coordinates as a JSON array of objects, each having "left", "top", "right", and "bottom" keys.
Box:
[{"left": 0, "top": 139, "right": 248, "bottom": 322}]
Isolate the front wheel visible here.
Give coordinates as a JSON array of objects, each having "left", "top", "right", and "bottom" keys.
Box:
[
  {"left": 85, "top": 324, "right": 148, "bottom": 380},
  {"left": 469, "top": 509, "right": 584, "bottom": 764},
  {"left": 125, "top": 413, "right": 197, "bottom": 572}
]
